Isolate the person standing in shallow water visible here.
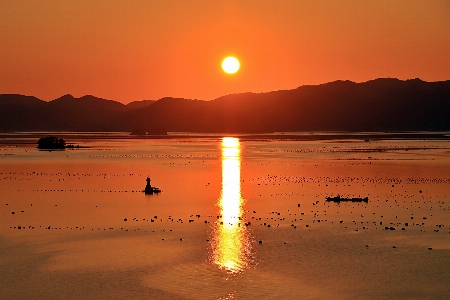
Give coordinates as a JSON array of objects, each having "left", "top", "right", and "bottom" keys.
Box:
[{"left": 144, "top": 177, "right": 153, "bottom": 194}]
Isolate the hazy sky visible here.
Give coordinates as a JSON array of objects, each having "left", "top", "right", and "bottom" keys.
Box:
[{"left": 1, "top": 0, "right": 449, "bottom": 103}]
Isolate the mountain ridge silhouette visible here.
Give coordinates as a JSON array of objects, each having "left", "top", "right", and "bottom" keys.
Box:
[{"left": 1, "top": 78, "right": 449, "bottom": 133}]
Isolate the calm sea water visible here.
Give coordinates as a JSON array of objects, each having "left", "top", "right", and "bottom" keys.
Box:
[{"left": 1, "top": 135, "right": 449, "bottom": 299}]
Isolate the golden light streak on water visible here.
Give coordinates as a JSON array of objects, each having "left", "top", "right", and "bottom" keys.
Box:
[{"left": 211, "top": 137, "right": 253, "bottom": 274}]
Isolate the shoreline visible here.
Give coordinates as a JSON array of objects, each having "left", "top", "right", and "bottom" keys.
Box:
[{"left": 1, "top": 131, "right": 450, "bottom": 144}]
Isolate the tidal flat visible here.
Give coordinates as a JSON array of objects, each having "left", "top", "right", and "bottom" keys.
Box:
[{"left": 1, "top": 133, "right": 449, "bottom": 299}]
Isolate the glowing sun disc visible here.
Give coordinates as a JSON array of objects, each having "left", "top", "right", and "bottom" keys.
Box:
[{"left": 222, "top": 57, "right": 240, "bottom": 74}]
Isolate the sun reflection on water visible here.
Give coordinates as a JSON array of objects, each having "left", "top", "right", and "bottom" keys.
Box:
[{"left": 211, "top": 137, "right": 253, "bottom": 274}]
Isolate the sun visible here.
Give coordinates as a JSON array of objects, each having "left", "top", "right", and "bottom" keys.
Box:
[{"left": 222, "top": 56, "right": 240, "bottom": 74}]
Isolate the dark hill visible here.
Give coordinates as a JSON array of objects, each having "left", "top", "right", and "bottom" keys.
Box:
[
  {"left": 0, "top": 94, "right": 127, "bottom": 132},
  {"left": 0, "top": 94, "right": 47, "bottom": 131},
  {"left": 1, "top": 78, "right": 450, "bottom": 133},
  {"left": 45, "top": 95, "right": 126, "bottom": 131},
  {"left": 125, "top": 100, "right": 155, "bottom": 110},
  {"left": 0, "top": 94, "right": 44, "bottom": 107},
  {"left": 49, "top": 94, "right": 125, "bottom": 112}
]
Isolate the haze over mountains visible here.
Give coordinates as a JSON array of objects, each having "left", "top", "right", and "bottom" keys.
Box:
[{"left": 1, "top": 78, "right": 449, "bottom": 133}]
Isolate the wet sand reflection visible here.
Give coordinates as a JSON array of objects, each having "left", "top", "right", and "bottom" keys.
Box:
[{"left": 211, "top": 137, "right": 253, "bottom": 273}]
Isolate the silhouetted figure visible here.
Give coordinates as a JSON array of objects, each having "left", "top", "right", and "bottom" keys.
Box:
[{"left": 144, "top": 177, "right": 161, "bottom": 194}]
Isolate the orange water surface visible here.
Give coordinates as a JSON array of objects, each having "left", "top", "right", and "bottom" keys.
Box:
[{"left": 1, "top": 136, "right": 449, "bottom": 299}]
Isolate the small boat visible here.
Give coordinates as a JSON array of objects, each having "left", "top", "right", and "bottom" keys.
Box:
[
  {"left": 143, "top": 177, "right": 161, "bottom": 194},
  {"left": 326, "top": 195, "right": 368, "bottom": 203}
]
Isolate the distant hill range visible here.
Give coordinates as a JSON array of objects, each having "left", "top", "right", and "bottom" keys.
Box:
[{"left": 1, "top": 78, "right": 450, "bottom": 133}]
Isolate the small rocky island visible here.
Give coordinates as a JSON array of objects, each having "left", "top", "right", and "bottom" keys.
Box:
[
  {"left": 37, "top": 136, "right": 66, "bottom": 149},
  {"left": 37, "top": 136, "right": 84, "bottom": 150}
]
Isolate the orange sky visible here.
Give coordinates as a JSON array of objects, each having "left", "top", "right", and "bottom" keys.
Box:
[{"left": 1, "top": 0, "right": 449, "bottom": 103}]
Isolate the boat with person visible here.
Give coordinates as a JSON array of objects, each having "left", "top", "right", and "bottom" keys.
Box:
[{"left": 143, "top": 177, "right": 161, "bottom": 194}]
